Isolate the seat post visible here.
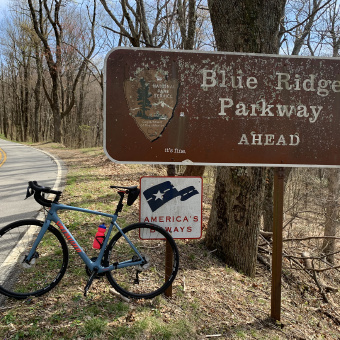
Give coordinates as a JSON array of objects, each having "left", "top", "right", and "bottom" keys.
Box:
[{"left": 114, "top": 191, "right": 125, "bottom": 216}]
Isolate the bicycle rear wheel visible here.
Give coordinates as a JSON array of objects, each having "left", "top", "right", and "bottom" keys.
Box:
[
  {"left": 104, "top": 223, "right": 179, "bottom": 299},
  {"left": 0, "top": 219, "right": 68, "bottom": 299}
]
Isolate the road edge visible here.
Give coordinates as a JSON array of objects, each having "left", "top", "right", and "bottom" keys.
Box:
[
  {"left": 27, "top": 145, "right": 68, "bottom": 220},
  {"left": 0, "top": 144, "right": 67, "bottom": 306}
]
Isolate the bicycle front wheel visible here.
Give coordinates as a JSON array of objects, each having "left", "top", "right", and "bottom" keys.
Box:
[
  {"left": 0, "top": 219, "right": 68, "bottom": 299},
  {"left": 104, "top": 223, "right": 179, "bottom": 299}
]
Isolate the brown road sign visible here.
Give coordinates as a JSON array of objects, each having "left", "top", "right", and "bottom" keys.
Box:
[{"left": 104, "top": 47, "right": 340, "bottom": 167}]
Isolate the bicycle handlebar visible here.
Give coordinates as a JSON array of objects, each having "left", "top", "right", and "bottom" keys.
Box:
[
  {"left": 25, "top": 181, "right": 139, "bottom": 209},
  {"left": 26, "top": 181, "right": 62, "bottom": 207}
]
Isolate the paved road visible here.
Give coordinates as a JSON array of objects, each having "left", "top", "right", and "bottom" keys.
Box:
[
  {"left": 0, "top": 139, "right": 66, "bottom": 304},
  {"left": 0, "top": 139, "right": 65, "bottom": 228}
]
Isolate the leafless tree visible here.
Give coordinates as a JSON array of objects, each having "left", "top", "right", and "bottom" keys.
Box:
[
  {"left": 27, "top": 0, "right": 97, "bottom": 143},
  {"left": 100, "top": 0, "right": 177, "bottom": 48}
]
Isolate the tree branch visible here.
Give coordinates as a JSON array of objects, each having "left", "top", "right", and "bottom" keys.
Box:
[{"left": 282, "top": 0, "right": 334, "bottom": 34}]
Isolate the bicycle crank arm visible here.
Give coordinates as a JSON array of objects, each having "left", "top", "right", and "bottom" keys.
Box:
[{"left": 84, "top": 268, "right": 98, "bottom": 296}]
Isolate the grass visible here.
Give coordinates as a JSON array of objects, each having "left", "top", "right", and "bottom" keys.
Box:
[{"left": 0, "top": 142, "right": 339, "bottom": 339}]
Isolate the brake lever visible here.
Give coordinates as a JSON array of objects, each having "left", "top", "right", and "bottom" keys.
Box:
[{"left": 25, "top": 187, "right": 34, "bottom": 200}]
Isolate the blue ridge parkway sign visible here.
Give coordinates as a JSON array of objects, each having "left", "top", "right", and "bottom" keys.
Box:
[{"left": 104, "top": 47, "right": 340, "bottom": 167}]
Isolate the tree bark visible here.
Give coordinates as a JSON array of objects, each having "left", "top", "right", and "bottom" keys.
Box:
[
  {"left": 322, "top": 169, "right": 339, "bottom": 264},
  {"left": 22, "top": 52, "right": 30, "bottom": 142},
  {"left": 206, "top": 167, "right": 267, "bottom": 277},
  {"left": 76, "top": 70, "right": 87, "bottom": 148},
  {"left": 33, "top": 45, "right": 42, "bottom": 143},
  {"left": 205, "top": 0, "right": 286, "bottom": 277},
  {"left": 208, "top": 0, "right": 286, "bottom": 54},
  {"left": 182, "top": 165, "right": 205, "bottom": 177},
  {"left": 263, "top": 168, "right": 274, "bottom": 232},
  {"left": 0, "top": 68, "right": 8, "bottom": 138}
]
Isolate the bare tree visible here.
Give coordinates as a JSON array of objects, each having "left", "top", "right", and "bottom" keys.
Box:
[
  {"left": 280, "top": 0, "right": 334, "bottom": 55},
  {"left": 100, "top": 0, "right": 177, "bottom": 48},
  {"left": 291, "top": 0, "right": 323, "bottom": 55},
  {"left": 0, "top": 11, "right": 34, "bottom": 142},
  {"left": 27, "top": 0, "right": 97, "bottom": 143},
  {"left": 177, "top": 0, "right": 197, "bottom": 49}
]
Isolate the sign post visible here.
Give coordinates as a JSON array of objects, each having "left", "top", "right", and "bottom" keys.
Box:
[
  {"left": 165, "top": 240, "right": 174, "bottom": 297},
  {"left": 165, "top": 165, "right": 176, "bottom": 297},
  {"left": 271, "top": 168, "right": 285, "bottom": 321}
]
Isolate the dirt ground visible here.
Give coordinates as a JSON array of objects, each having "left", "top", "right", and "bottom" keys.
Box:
[{"left": 1, "top": 142, "right": 339, "bottom": 339}]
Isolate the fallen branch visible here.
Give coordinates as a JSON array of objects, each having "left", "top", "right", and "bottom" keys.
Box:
[
  {"left": 283, "top": 236, "right": 340, "bottom": 242},
  {"left": 312, "top": 265, "right": 340, "bottom": 273}
]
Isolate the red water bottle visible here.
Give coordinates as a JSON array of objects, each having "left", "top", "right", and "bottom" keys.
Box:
[{"left": 93, "top": 224, "right": 106, "bottom": 249}]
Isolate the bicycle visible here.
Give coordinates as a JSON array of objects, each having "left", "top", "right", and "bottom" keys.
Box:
[{"left": 0, "top": 181, "right": 179, "bottom": 300}]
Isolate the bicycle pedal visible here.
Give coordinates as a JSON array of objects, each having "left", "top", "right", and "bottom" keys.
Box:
[{"left": 134, "top": 270, "right": 141, "bottom": 285}]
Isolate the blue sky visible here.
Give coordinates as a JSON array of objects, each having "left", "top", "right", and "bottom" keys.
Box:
[
  {"left": 0, "top": 0, "right": 9, "bottom": 8},
  {"left": 0, "top": 0, "right": 10, "bottom": 12},
  {"left": 0, "top": 0, "right": 10, "bottom": 21}
]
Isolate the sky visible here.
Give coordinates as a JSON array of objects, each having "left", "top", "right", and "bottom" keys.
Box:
[
  {"left": 0, "top": 0, "right": 10, "bottom": 17},
  {"left": 0, "top": 0, "right": 9, "bottom": 8}
]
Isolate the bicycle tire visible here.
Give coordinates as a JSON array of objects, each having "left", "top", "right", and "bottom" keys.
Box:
[
  {"left": 0, "top": 219, "right": 68, "bottom": 299},
  {"left": 104, "top": 223, "right": 179, "bottom": 299}
]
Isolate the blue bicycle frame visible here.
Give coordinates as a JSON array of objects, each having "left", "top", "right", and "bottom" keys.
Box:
[{"left": 25, "top": 202, "right": 145, "bottom": 274}]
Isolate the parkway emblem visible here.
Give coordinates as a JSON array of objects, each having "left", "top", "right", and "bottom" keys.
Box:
[{"left": 124, "top": 69, "right": 179, "bottom": 141}]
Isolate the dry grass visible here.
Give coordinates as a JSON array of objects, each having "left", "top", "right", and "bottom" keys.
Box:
[{"left": 0, "top": 143, "right": 339, "bottom": 339}]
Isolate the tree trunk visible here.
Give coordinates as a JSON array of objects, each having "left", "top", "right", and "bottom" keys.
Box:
[
  {"left": 33, "top": 46, "right": 42, "bottom": 143},
  {"left": 205, "top": 0, "right": 286, "bottom": 277},
  {"left": 208, "top": 0, "right": 286, "bottom": 54},
  {"left": 322, "top": 169, "right": 339, "bottom": 264},
  {"left": 22, "top": 55, "right": 30, "bottom": 142},
  {"left": 51, "top": 78, "right": 62, "bottom": 143},
  {"left": 76, "top": 70, "right": 87, "bottom": 148},
  {"left": 263, "top": 168, "right": 274, "bottom": 232},
  {"left": 0, "top": 69, "right": 8, "bottom": 138},
  {"left": 167, "top": 164, "right": 176, "bottom": 177},
  {"left": 206, "top": 167, "right": 266, "bottom": 276},
  {"left": 182, "top": 166, "right": 205, "bottom": 177}
]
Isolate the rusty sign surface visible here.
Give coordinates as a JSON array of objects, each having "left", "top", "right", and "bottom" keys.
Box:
[{"left": 104, "top": 47, "right": 340, "bottom": 167}]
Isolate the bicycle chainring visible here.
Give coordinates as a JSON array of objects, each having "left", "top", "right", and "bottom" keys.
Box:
[{"left": 85, "top": 257, "right": 106, "bottom": 278}]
